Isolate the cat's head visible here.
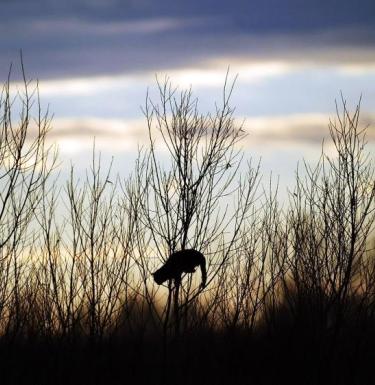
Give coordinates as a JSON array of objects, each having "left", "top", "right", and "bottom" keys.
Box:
[{"left": 152, "top": 267, "right": 166, "bottom": 285}]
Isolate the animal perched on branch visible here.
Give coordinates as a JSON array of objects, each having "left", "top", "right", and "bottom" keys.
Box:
[{"left": 152, "top": 249, "right": 207, "bottom": 289}]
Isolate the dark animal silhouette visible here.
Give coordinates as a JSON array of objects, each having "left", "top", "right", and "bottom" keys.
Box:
[{"left": 152, "top": 249, "right": 207, "bottom": 289}]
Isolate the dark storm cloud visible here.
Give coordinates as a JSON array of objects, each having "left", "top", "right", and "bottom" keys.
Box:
[
  {"left": 4, "top": 0, "right": 375, "bottom": 27},
  {"left": 2, "top": 0, "right": 375, "bottom": 80}
]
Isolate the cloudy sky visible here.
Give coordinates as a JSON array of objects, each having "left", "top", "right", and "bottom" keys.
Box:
[{"left": 3, "top": 0, "right": 375, "bottom": 198}]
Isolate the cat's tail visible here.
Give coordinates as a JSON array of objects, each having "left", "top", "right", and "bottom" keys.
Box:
[{"left": 199, "top": 256, "right": 207, "bottom": 289}]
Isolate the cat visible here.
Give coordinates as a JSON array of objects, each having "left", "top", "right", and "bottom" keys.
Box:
[{"left": 152, "top": 249, "right": 206, "bottom": 289}]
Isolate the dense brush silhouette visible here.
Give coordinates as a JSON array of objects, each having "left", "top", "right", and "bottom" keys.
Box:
[
  {"left": 1, "top": 66, "right": 374, "bottom": 385},
  {"left": 152, "top": 249, "right": 207, "bottom": 288}
]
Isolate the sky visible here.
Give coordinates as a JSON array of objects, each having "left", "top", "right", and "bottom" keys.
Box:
[{"left": 2, "top": 0, "right": 375, "bottom": 200}]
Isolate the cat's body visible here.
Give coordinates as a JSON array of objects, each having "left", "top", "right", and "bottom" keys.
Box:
[{"left": 152, "top": 249, "right": 206, "bottom": 288}]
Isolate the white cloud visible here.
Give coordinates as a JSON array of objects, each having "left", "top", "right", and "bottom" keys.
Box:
[
  {"left": 47, "top": 117, "right": 149, "bottom": 154},
  {"left": 30, "top": 60, "right": 294, "bottom": 97},
  {"left": 37, "top": 73, "right": 148, "bottom": 96},
  {"left": 46, "top": 113, "right": 375, "bottom": 156},
  {"left": 163, "top": 61, "right": 294, "bottom": 88},
  {"left": 241, "top": 113, "right": 375, "bottom": 146},
  {"left": 337, "top": 64, "right": 375, "bottom": 76}
]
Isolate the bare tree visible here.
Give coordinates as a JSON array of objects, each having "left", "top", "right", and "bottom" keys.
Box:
[
  {"left": 0, "top": 59, "right": 57, "bottom": 336},
  {"left": 65, "top": 150, "right": 137, "bottom": 342},
  {"left": 131, "top": 76, "right": 260, "bottom": 336},
  {"left": 285, "top": 97, "right": 375, "bottom": 360}
]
